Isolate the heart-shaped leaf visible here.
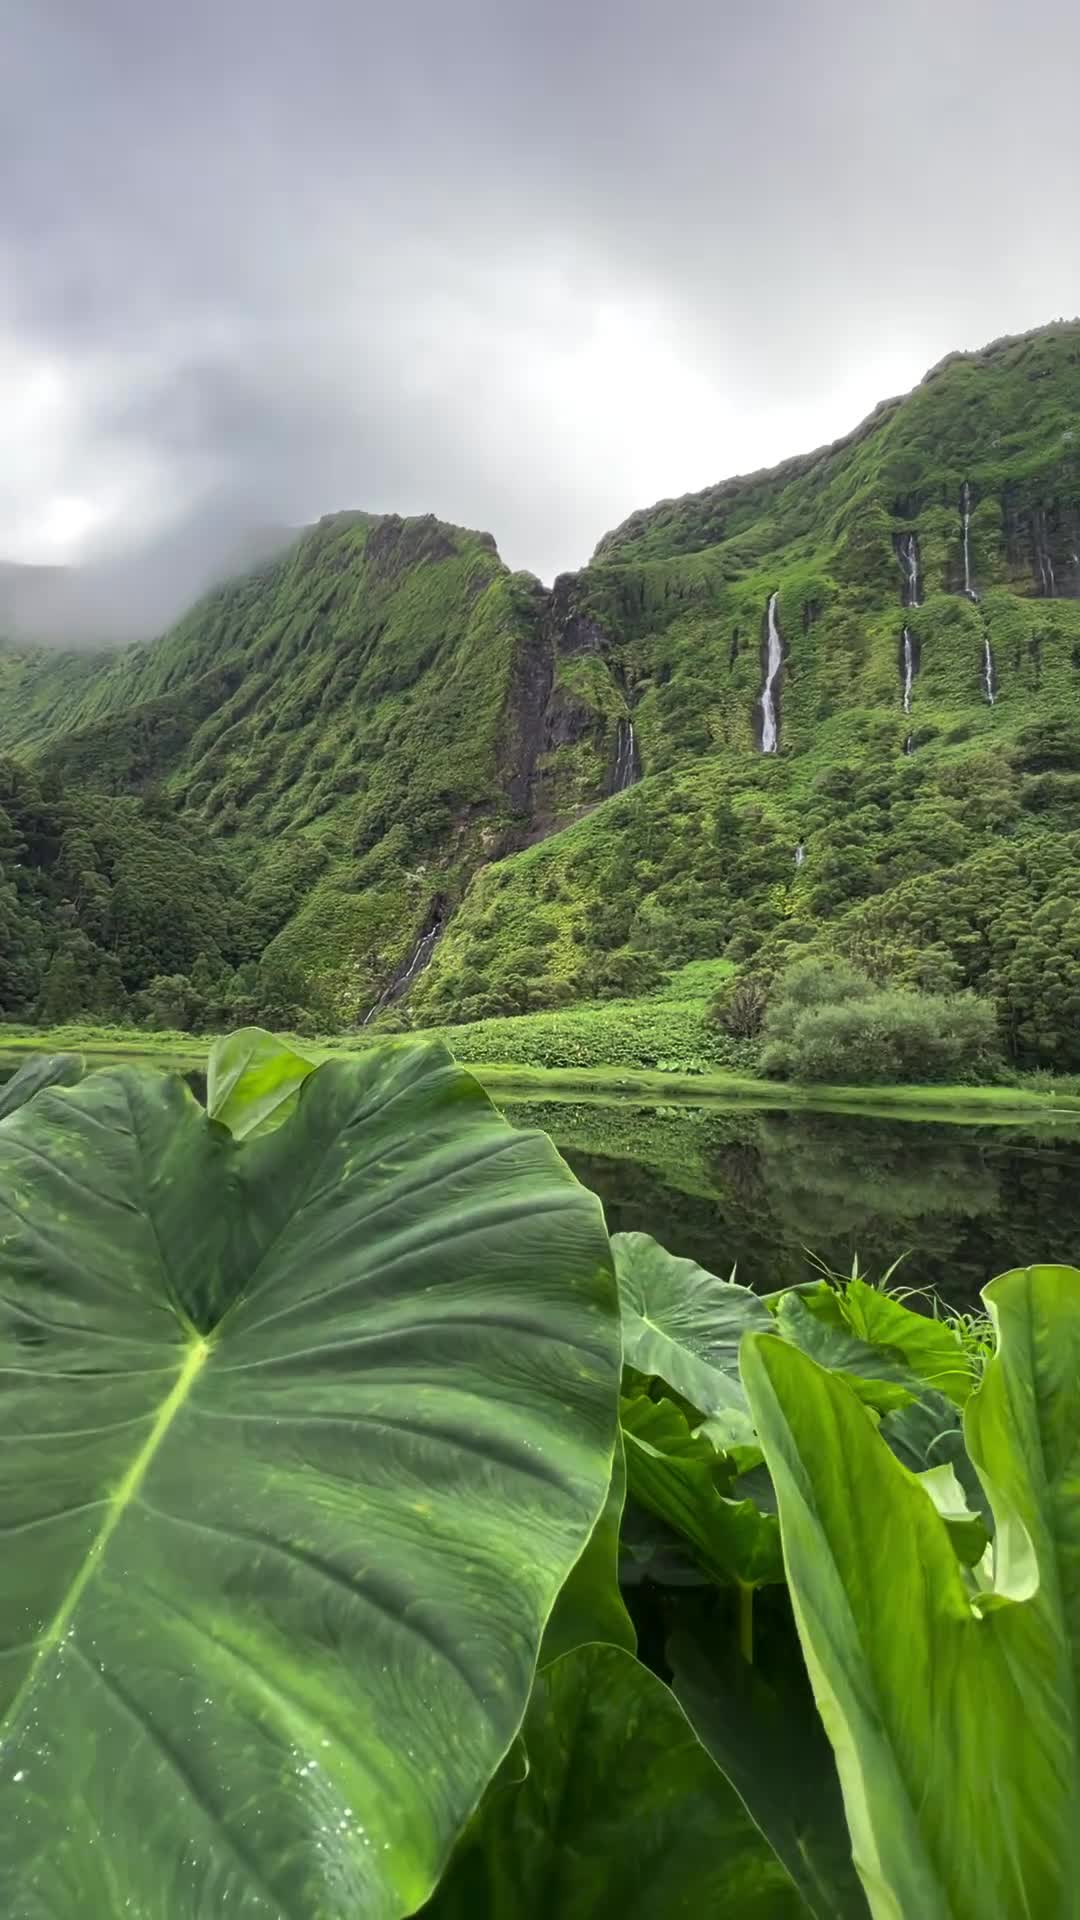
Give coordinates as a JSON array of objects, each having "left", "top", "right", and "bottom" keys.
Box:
[
  {"left": 205, "top": 1024, "right": 316, "bottom": 1138},
  {"left": 613, "top": 1231, "right": 772, "bottom": 1415},
  {"left": 0, "top": 1039, "right": 620, "bottom": 1919},
  {"left": 423, "top": 1645, "right": 809, "bottom": 1917},
  {"left": 0, "top": 1051, "right": 84, "bottom": 1122}
]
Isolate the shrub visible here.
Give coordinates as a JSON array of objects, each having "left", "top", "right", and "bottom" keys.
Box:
[
  {"left": 708, "top": 974, "right": 768, "bottom": 1039},
  {"left": 761, "top": 985, "right": 1002, "bottom": 1085}
]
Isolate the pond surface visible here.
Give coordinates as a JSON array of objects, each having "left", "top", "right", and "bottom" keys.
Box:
[
  {"left": 3, "top": 1054, "right": 1079, "bottom": 1305},
  {"left": 496, "top": 1093, "right": 1080, "bottom": 1303}
]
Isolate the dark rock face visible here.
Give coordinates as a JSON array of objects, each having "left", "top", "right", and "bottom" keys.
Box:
[
  {"left": 1002, "top": 495, "right": 1080, "bottom": 597},
  {"left": 500, "top": 576, "right": 556, "bottom": 816},
  {"left": 498, "top": 571, "right": 638, "bottom": 833},
  {"left": 364, "top": 513, "right": 458, "bottom": 582},
  {"left": 546, "top": 574, "right": 611, "bottom": 657}
]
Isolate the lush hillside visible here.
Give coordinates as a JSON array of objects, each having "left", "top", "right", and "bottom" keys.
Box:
[{"left": 5, "top": 320, "right": 1080, "bottom": 1061}]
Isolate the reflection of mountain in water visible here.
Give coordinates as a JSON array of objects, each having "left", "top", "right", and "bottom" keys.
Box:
[{"left": 505, "top": 1098, "right": 1080, "bottom": 1302}]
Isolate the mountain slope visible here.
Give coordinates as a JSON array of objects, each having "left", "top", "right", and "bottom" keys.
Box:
[{"left": 5, "top": 320, "right": 1080, "bottom": 1059}]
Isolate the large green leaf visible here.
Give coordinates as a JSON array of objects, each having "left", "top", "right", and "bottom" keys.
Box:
[
  {"left": 540, "top": 1426, "right": 636, "bottom": 1664},
  {"left": 742, "top": 1266, "right": 1080, "bottom": 1920},
  {"left": 423, "top": 1644, "right": 809, "bottom": 1917},
  {"left": 0, "top": 1051, "right": 84, "bottom": 1122},
  {"left": 670, "top": 1620, "right": 871, "bottom": 1920},
  {"left": 613, "top": 1230, "right": 773, "bottom": 1415},
  {"left": 621, "top": 1393, "right": 783, "bottom": 1589},
  {"left": 772, "top": 1293, "right": 916, "bottom": 1413},
  {"left": 0, "top": 1039, "right": 621, "bottom": 1919},
  {"left": 839, "top": 1276, "right": 973, "bottom": 1406},
  {"left": 205, "top": 1024, "right": 316, "bottom": 1138}
]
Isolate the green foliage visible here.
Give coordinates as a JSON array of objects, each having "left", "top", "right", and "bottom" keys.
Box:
[
  {"left": 425, "top": 1645, "right": 806, "bottom": 1918},
  {"left": 4, "top": 1031, "right": 1080, "bottom": 1916},
  {"left": 0, "top": 1050, "right": 83, "bottom": 1120},
  {"left": 760, "top": 957, "right": 1003, "bottom": 1084},
  {"left": 710, "top": 972, "right": 770, "bottom": 1038},
  {"left": 0, "top": 1036, "right": 620, "bottom": 1917},
  {"left": 743, "top": 1264, "right": 1080, "bottom": 1919},
  {"left": 205, "top": 1024, "right": 316, "bottom": 1138},
  {"left": 614, "top": 1229, "right": 770, "bottom": 1414},
  {"left": 8, "top": 328, "right": 1080, "bottom": 1057}
]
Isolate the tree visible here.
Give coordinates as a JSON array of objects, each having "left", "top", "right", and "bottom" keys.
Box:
[{"left": 38, "top": 948, "right": 90, "bottom": 1024}]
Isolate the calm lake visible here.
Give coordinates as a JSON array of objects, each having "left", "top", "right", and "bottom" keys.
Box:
[
  {"left": 497, "top": 1091, "right": 1080, "bottom": 1302},
  {"left": 4, "top": 1053, "right": 1080, "bottom": 1304}
]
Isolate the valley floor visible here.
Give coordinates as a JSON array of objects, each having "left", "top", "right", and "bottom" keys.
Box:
[{"left": 5, "top": 1017, "right": 1080, "bottom": 1124}]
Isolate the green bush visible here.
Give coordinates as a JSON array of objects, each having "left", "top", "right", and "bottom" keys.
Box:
[
  {"left": 762, "top": 978, "right": 1002, "bottom": 1085},
  {"left": 708, "top": 974, "right": 768, "bottom": 1039}
]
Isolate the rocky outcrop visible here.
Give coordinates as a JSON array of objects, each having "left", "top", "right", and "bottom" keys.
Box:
[{"left": 1002, "top": 494, "right": 1080, "bottom": 597}]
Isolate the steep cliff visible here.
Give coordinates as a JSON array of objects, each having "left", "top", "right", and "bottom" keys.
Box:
[{"left": 5, "top": 320, "right": 1080, "bottom": 1055}]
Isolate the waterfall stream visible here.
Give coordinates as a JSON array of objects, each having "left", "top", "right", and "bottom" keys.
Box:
[
  {"left": 1035, "top": 511, "right": 1056, "bottom": 596},
  {"left": 794, "top": 843, "right": 805, "bottom": 868},
  {"left": 901, "top": 627, "right": 915, "bottom": 713},
  {"left": 983, "top": 636, "right": 996, "bottom": 705},
  {"left": 898, "top": 532, "right": 921, "bottom": 608},
  {"left": 760, "top": 591, "right": 783, "bottom": 753},
  {"left": 961, "top": 484, "right": 978, "bottom": 600},
  {"left": 362, "top": 916, "right": 444, "bottom": 1026},
  {"left": 611, "top": 717, "right": 640, "bottom": 792}
]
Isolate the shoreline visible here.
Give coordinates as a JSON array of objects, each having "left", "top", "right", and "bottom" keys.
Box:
[{"left": 4, "top": 1027, "right": 1080, "bottom": 1125}]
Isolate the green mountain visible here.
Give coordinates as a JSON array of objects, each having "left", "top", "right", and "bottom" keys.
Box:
[{"left": 5, "top": 320, "right": 1080, "bottom": 1062}]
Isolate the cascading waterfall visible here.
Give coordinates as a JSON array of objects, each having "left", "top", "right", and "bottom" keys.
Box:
[
  {"left": 611, "top": 716, "right": 640, "bottom": 792},
  {"left": 1035, "top": 511, "right": 1056, "bottom": 596},
  {"left": 983, "top": 636, "right": 996, "bottom": 705},
  {"left": 361, "top": 915, "right": 444, "bottom": 1026},
  {"left": 898, "top": 531, "right": 921, "bottom": 608},
  {"left": 759, "top": 591, "right": 783, "bottom": 753},
  {"left": 794, "top": 842, "right": 805, "bottom": 868},
  {"left": 961, "top": 483, "right": 978, "bottom": 600},
  {"left": 901, "top": 627, "right": 915, "bottom": 713}
]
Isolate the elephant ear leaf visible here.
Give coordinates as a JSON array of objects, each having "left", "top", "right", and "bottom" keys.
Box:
[
  {"left": 613, "top": 1230, "right": 772, "bottom": 1414},
  {"left": 0, "top": 1038, "right": 621, "bottom": 1920},
  {"left": 0, "top": 1051, "right": 84, "bottom": 1122},
  {"left": 742, "top": 1265, "right": 1080, "bottom": 1920},
  {"left": 669, "top": 1621, "right": 871, "bottom": 1920},
  {"left": 541, "top": 1425, "right": 636, "bottom": 1664},
  {"left": 422, "top": 1645, "right": 810, "bottom": 1918},
  {"left": 205, "top": 1024, "right": 316, "bottom": 1137}
]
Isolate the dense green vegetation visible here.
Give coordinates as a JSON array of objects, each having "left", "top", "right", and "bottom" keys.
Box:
[
  {"left": 753, "top": 956, "right": 1003, "bottom": 1084},
  {"left": 2, "top": 1031, "right": 1077, "bottom": 1916},
  {"left": 5, "top": 323, "right": 1080, "bottom": 1081}
]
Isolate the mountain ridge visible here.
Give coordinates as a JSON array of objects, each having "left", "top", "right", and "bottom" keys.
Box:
[{"left": 4, "top": 318, "right": 1080, "bottom": 1063}]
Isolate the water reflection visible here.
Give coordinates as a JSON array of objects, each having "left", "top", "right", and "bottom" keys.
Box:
[{"left": 502, "top": 1097, "right": 1080, "bottom": 1303}]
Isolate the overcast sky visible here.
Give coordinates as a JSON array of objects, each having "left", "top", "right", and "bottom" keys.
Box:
[{"left": 5, "top": 0, "right": 1080, "bottom": 626}]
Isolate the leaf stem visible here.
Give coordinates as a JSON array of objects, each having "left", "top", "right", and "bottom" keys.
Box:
[{"left": 737, "top": 1582, "right": 754, "bottom": 1665}]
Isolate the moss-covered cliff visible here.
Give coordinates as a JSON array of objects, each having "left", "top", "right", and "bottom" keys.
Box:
[{"left": 6, "top": 320, "right": 1080, "bottom": 1057}]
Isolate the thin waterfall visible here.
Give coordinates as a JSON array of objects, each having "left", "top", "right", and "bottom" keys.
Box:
[
  {"left": 794, "top": 842, "right": 805, "bottom": 868},
  {"left": 611, "top": 717, "right": 640, "bottom": 792},
  {"left": 759, "top": 591, "right": 783, "bottom": 753},
  {"left": 898, "top": 532, "right": 921, "bottom": 608},
  {"left": 983, "top": 636, "right": 996, "bottom": 705},
  {"left": 901, "top": 627, "right": 915, "bottom": 713},
  {"left": 961, "top": 484, "right": 978, "bottom": 601},
  {"left": 362, "top": 915, "right": 444, "bottom": 1025},
  {"left": 1035, "top": 510, "right": 1056, "bottom": 596}
]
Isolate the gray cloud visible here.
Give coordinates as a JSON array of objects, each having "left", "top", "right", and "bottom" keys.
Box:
[{"left": 4, "top": 0, "right": 1080, "bottom": 638}]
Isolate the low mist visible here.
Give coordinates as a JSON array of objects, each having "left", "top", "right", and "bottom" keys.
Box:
[{"left": 0, "top": 507, "right": 295, "bottom": 650}]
